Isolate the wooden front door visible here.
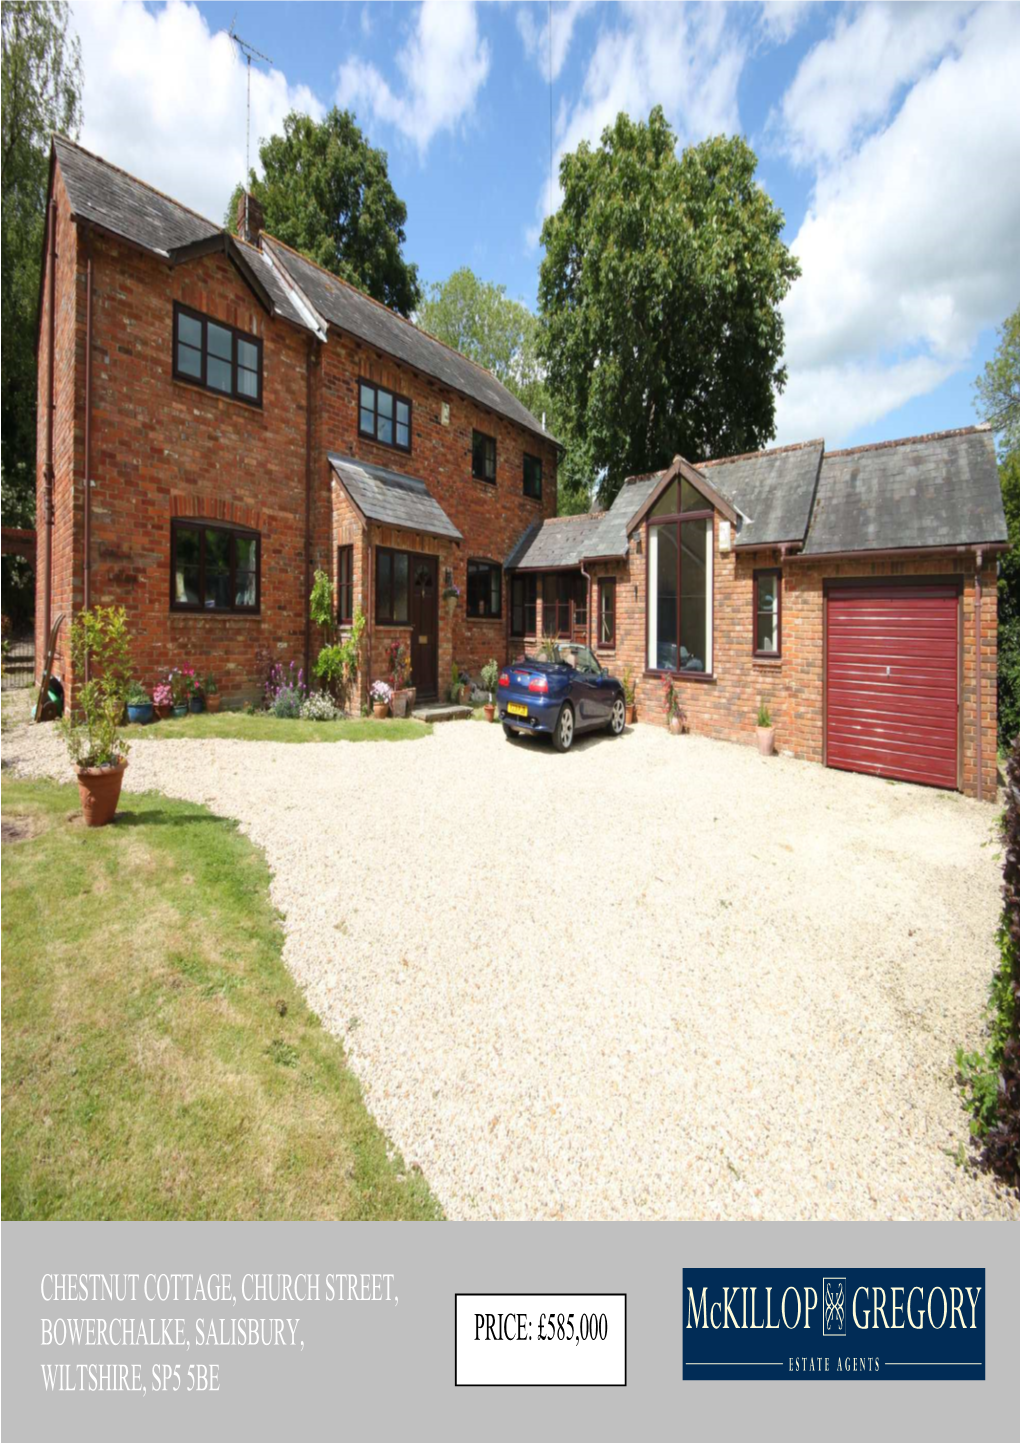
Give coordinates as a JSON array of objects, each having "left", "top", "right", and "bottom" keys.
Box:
[{"left": 410, "top": 555, "right": 439, "bottom": 700}]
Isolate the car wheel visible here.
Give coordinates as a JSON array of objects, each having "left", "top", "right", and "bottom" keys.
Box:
[
  {"left": 552, "top": 702, "right": 575, "bottom": 753},
  {"left": 608, "top": 697, "right": 626, "bottom": 736},
  {"left": 502, "top": 723, "right": 519, "bottom": 741}
]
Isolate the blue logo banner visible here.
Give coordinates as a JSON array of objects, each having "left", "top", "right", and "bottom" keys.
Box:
[{"left": 682, "top": 1269, "right": 985, "bottom": 1380}]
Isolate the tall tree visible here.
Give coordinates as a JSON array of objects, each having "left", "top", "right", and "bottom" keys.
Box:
[
  {"left": 975, "top": 303, "right": 1020, "bottom": 744},
  {"left": 538, "top": 107, "right": 800, "bottom": 505},
  {"left": 1, "top": 0, "right": 82, "bottom": 535},
  {"left": 417, "top": 267, "right": 552, "bottom": 425},
  {"left": 227, "top": 108, "right": 420, "bottom": 316}
]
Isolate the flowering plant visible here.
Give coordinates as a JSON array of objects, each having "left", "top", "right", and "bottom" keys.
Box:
[
  {"left": 664, "top": 675, "right": 686, "bottom": 730},
  {"left": 370, "top": 679, "right": 392, "bottom": 705},
  {"left": 265, "top": 660, "right": 307, "bottom": 718},
  {"left": 153, "top": 682, "right": 173, "bottom": 708},
  {"left": 167, "top": 667, "right": 194, "bottom": 706},
  {"left": 442, "top": 583, "right": 461, "bottom": 601},
  {"left": 300, "top": 690, "right": 340, "bottom": 721},
  {"left": 388, "top": 639, "right": 411, "bottom": 690}
]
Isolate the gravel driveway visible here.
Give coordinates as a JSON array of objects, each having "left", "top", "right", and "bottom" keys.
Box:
[{"left": 5, "top": 714, "right": 1017, "bottom": 1221}]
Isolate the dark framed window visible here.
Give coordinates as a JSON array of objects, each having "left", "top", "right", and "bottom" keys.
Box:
[
  {"left": 375, "top": 546, "right": 410, "bottom": 624},
  {"left": 173, "top": 302, "right": 262, "bottom": 406},
  {"left": 511, "top": 574, "right": 537, "bottom": 636},
  {"left": 523, "top": 453, "right": 542, "bottom": 500},
  {"left": 472, "top": 429, "right": 496, "bottom": 483},
  {"left": 467, "top": 559, "right": 502, "bottom": 619},
  {"left": 359, "top": 380, "right": 411, "bottom": 452},
  {"left": 337, "top": 544, "right": 354, "bottom": 625},
  {"left": 170, "top": 519, "right": 260, "bottom": 613},
  {"left": 647, "top": 479, "right": 713, "bottom": 676},
  {"left": 598, "top": 577, "right": 616, "bottom": 649},
  {"left": 753, "top": 569, "right": 781, "bottom": 657}
]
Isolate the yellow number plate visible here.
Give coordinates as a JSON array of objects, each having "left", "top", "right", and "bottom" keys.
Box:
[{"left": 507, "top": 702, "right": 528, "bottom": 718}]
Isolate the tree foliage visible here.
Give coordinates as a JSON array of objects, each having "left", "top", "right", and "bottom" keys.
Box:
[
  {"left": 1, "top": 1, "right": 82, "bottom": 529},
  {"left": 975, "top": 304, "right": 1020, "bottom": 746},
  {"left": 538, "top": 108, "right": 800, "bottom": 506},
  {"left": 227, "top": 108, "right": 420, "bottom": 316}
]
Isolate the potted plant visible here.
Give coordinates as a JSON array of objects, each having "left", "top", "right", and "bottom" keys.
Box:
[
  {"left": 664, "top": 675, "right": 686, "bottom": 736},
  {"left": 152, "top": 681, "right": 173, "bottom": 720},
  {"left": 388, "top": 640, "right": 413, "bottom": 717},
  {"left": 183, "top": 664, "right": 203, "bottom": 712},
  {"left": 622, "top": 668, "right": 637, "bottom": 725},
  {"left": 370, "top": 679, "right": 392, "bottom": 718},
  {"left": 57, "top": 605, "right": 132, "bottom": 826},
  {"left": 126, "top": 680, "right": 153, "bottom": 726},
  {"left": 442, "top": 582, "right": 461, "bottom": 618},
  {"left": 203, "top": 673, "right": 221, "bottom": 712},
  {"left": 480, "top": 658, "right": 500, "bottom": 722},
  {"left": 756, "top": 699, "right": 775, "bottom": 756},
  {"left": 168, "top": 668, "right": 190, "bottom": 718}
]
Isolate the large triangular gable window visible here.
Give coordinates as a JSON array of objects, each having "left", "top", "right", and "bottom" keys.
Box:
[{"left": 647, "top": 478, "right": 713, "bottom": 676}]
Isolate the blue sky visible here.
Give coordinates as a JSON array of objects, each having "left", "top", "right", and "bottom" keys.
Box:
[{"left": 71, "top": 2, "right": 1020, "bottom": 450}]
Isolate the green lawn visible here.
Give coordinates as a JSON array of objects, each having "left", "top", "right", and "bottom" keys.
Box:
[
  {"left": 121, "top": 711, "right": 431, "bottom": 743},
  {"left": 1, "top": 777, "right": 441, "bottom": 1221}
]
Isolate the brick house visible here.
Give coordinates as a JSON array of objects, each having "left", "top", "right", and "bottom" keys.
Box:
[
  {"left": 504, "top": 429, "right": 1007, "bottom": 800},
  {"left": 35, "top": 137, "right": 559, "bottom": 710},
  {"left": 36, "top": 138, "right": 1006, "bottom": 801}
]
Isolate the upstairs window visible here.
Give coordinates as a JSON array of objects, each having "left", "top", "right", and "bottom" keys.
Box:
[
  {"left": 173, "top": 303, "right": 262, "bottom": 406},
  {"left": 511, "top": 574, "right": 537, "bottom": 636},
  {"left": 647, "top": 478, "right": 713, "bottom": 676},
  {"left": 472, "top": 430, "right": 496, "bottom": 483},
  {"left": 359, "top": 380, "right": 411, "bottom": 452},
  {"left": 754, "top": 569, "right": 781, "bottom": 657},
  {"left": 466, "top": 559, "right": 502, "bottom": 619},
  {"left": 337, "top": 545, "right": 354, "bottom": 625},
  {"left": 170, "top": 519, "right": 260, "bottom": 613},
  {"left": 523, "top": 453, "right": 542, "bottom": 500}
]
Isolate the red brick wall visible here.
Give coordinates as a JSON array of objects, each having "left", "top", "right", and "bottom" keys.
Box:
[
  {"left": 318, "top": 332, "right": 557, "bottom": 681},
  {"left": 602, "top": 515, "right": 997, "bottom": 800}
]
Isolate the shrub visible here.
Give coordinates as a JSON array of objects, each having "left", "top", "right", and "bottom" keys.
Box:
[
  {"left": 126, "top": 681, "right": 150, "bottom": 705},
  {"left": 480, "top": 658, "right": 500, "bottom": 698},
  {"left": 57, "top": 607, "right": 133, "bottom": 769},
  {"left": 622, "top": 667, "right": 636, "bottom": 707},
  {"left": 264, "top": 660, "right": 307, "bottom": 717},
  {"left": 300, "top": 691, "right": 340, "bottom": 721},
  {"left": 957, "top": 737, "right": 1020, "bottom": 1190},
  {"left": 998, "top": 615, "right": 1020, "bottom": 750},
  {"left": 313, "top": 608, "right": 365, "bottom": 712}
]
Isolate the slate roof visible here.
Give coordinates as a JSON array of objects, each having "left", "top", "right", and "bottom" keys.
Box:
[
  {"left": 263, "top": 237, "right": 553, "bottom": 444},
  {"left": 505, "top": 474, "right": 660, "bottom": 569},
  {"left": 802, "top": 427, "right": 1006, "bottom": 555},
  {"left": 328, "top": 454, "right": 462, "bottom": 542},
  {"left": 699, "top": 440, "right": 823, "bottom": 549},
  {"left": 51, "top": 136, "right": 555, "bottom": 442}
]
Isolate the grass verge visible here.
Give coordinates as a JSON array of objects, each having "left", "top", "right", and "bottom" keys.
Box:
[
  {"left": 121, "top": 711, "right": 431, "bottom": 743},
  {"left": 1, "top": 777, "right": 441, "bottom": 1220}
]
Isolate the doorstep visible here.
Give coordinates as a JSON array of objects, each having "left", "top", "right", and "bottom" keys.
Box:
[{"left": 411, "top": 702, "right": 473, "bottom": 723}]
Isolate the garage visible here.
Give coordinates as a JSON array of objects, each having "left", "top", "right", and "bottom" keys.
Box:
[{"left": 825, "top": 582, "right": 959, "bottom": 789}]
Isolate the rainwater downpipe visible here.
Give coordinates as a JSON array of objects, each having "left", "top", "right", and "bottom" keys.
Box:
[
  {"left": 304, "top": 337, "right": 314, "bottom": 684},
  {"left": 83, "top": 227, "right": 94, "bottom": 676},
  {"left": 579, "top": 559, "right": 593, "bottom": 650},
  {"left": 975, "top": 547, "right": 983, "bottom": 803},
  {"left": 42, "top": 197, "right": 58, "bottom": 658}
]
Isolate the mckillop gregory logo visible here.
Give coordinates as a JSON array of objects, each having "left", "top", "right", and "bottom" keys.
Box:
[{"left": 682, "top": 1269, "right": 984, "bottom": 1381}]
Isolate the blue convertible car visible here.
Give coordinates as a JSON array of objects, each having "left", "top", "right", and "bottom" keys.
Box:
[{"left": 497, "top": 644, "right": 627, "bottom": 752}]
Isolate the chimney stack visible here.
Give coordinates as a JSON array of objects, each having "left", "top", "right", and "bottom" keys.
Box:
[{"left": 236, "top": 191, "right": 265, "bottom": 245}]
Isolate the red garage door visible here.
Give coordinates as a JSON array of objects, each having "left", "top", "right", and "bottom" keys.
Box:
[{"left": 826, "top": 584, "right": 959, "bottom": 789}]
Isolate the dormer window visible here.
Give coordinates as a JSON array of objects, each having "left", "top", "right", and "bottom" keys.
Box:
[{"left": 173, "top": 303, "right": 262, "bottom": 406}]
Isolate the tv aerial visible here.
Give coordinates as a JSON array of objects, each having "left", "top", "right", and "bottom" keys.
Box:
[{"left": 228, "top": 16, "right": 273, "bottom": 235}]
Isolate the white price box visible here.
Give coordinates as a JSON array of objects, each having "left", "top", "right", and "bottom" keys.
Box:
[{"left": 454, "top": 1293, "right": 627, "bottom": 1387}]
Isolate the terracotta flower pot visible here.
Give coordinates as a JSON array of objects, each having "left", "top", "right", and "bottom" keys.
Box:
[
  {"left": 756, "top": 725, "right": 775, "bottom": 756},
  {"left": 205, "top": 695, "right": 221, "bottom": 713},
  {"left": 390, "top": 688, "right": 410, "bottom": 718},
  {"left": 444, "top": 594, "right": 457, "bottom": 618},
  {"left": 668, "top": 714, "right": 683, "bottom": 736},
  {"left": 372, "top": 702, "right": 389, "bottom": 719},
  {"left": 483, "top": 703, "right": 496, "bottom": 723},
  {"left": 153, "top": 704, "right": 171, "bottom": 721},
  {"left": 77, "top": 759, "right": 128, "bottom": 827},
  {"left": 625, "top": 704, "right": 636, "bottom": 725}
]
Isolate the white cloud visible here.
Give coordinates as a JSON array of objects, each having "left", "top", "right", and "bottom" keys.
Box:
[
  {"left": 337, "top": 1, "right": 490, "bottom": 157},
  {"left": 516, "top": 1, "right": 593, "bottom": 81},
  {"left": 776, "top": 2, "right": 973, "bottom": 167},
  {"left": 758, "top": 2, "right": 814, "bottom": 47},
  {"left": 73, "top": 1, "right": 324, "bottom": 225},
  {"left": 528, "top": 1, "right": 747, "bottom": 245},
  {"left": 775, "top": 2, "right": 1020, "bottom": 443}
]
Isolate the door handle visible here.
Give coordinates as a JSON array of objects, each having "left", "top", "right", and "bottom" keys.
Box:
[{"left": 418, "top": 635, "right": 428, "bottom": 645}]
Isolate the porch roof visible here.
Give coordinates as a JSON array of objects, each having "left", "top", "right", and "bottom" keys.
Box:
[
  {"left": 328, "top": 454, "right": 463, "bottom": 542},
  {"left": 505, "top": 473, "right": 661, "bottom": 570}
]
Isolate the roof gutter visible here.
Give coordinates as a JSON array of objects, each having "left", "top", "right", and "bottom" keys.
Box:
[{"left": 786, "top": 541, "right": 1009, "bottom": 564}]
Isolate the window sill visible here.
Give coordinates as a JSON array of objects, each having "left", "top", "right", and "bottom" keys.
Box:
[
  {"left": 374, "top": 620, "right": 412, "bottom": 629},
  {"left": 643, "top": 668, "right": 715, "bottom": 684},
  {"left": 752, "top": 655, "right": 782, "bottom": 667},
  {"left": 170, "top": 608, "right": 261, "bottom": 620},
  {"left": 171, "top": 377, "right": 263, "bottom": 415},
  {"left": 357, "top": 431, "right": 412, "bottom": 459},
  {"left": 466, "top": 615, "right": 504, "bottom": 624},
  {"left": 470, "top": 475, "right": 497, "bottom": 488}
]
